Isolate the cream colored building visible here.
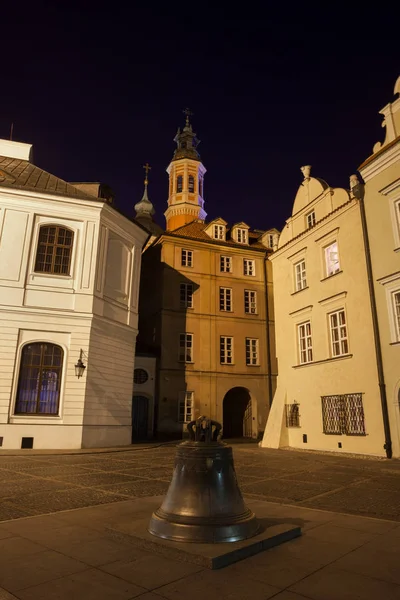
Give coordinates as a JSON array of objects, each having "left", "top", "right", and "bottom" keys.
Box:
[
  {"left": 137, "top": 116, "right": 278, "bottom": 439},
  {"left": 0, "top": 138, "right": 148, "bottom": 450},
  {"left": 359, "top": 76, "right": 400, "bottom": 458},
  {"left": 261, "top": 166, "right": 389, "bottom": 456}
]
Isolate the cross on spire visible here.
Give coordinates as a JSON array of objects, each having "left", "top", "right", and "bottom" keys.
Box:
[
  {"left": 183, "top": 107, "right": 193, "bottom": 126},
  {"left": 143, "top": 162, "right": 151, "bottom": 184}
]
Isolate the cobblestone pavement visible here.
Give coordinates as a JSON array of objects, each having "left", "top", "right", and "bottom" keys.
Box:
[{"left": 1, "top": 444, "right": 400, "bottom": 523}]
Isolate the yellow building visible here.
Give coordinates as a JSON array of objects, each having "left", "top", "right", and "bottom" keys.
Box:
[
  {"left": 137, "top": 116, "right": 278, "bottom": 439},
  {"left": 359, "top": 76, "right": 400, "bottom": 458},
  {"left": 260, "top": 165, "right": 390, "bottom": 456}
]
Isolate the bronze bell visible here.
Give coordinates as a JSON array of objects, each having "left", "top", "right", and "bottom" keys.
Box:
[{"left": 148, "top": 416, "right": 260, "bottom": 543}]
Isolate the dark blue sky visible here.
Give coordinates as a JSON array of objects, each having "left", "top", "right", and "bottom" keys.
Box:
[{"left": 1, "top": 3, "right": 399, "bottom": 231}]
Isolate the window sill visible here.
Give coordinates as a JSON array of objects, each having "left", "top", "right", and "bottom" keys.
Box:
[
  {"left": 10, "top": 415, "right": 62, "bottom": 423},
  {"left": 178, "top": 361, "right": 194, "bottom": 364},
  {"left": 390, "top": 341, "right": 400, "bottom": 346},
  {"left": 320, "top": 270, "right": 343, "bottom": 282},
  {"left": 220, "top": 363, "right": 235, "bottom": 366},
  {"left": 245, "top": 312, "right": 259, "bottom": 316},
  {"left": 291, "top": 286, "right": 309, "bottom": 296},
  {"left": 292, "top": 354, "right": 353, "bottom": 368},
  {"left": 246, "top": 364, "right": 260, "bottom": 367}
]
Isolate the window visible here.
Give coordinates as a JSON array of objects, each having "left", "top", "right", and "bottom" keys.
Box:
[
  {"left": 325, "top": 241, "right": 340, "bottom": 276},
  {"left": 244, "top": 290, "right": 257, "bottom": 314},
  {"left": 267, "top": 234, "right": 274, "bottom": 248},
  {"left": 180, "top": 283, "right": 193, "bottom": 309},
  {"left": 34, "top": 226, "right": 74, "bottom": 275},
  {"left": 321, "top": 393, "right": 366, "bottom": 435},
  {"left": 393, "top": 291, "right": 400, "bottom": 340},
  {"left": 220, "top": 287, "right": 232, "bottom": 311},
  {"left": 188, "top": 175, "right": 194, "bottom": 193},
  {"left": 220, "top": 336, "right": 233, "bottom": 364},
  {"left": 306, "top": 211, "right": 316, "bottom": 229},
  {"left": 243, "top": 259, "right": 255, "bottom": 276},
  {"left": 181, "top": 249, "right": 193, "bottom": 267},
  {"left": 236, "top": 228, "right": 248, "bottom": 244},
  {"left": 134, "top": 368, "right": 148, "bottom": 384},
  {"left": 179, "top": 333, "right": 193, "bottom": 362},
  {"left": 177, "top": 175, "right": 183, "bottom": 193},
  {"left": 298, "top": 321, "right": 313, "bottom": 364},
  {"left": 285, "top": 403, "right": 300, "bottom": 427},
  {"left": 199, "top": 178, "right": 203, "bottom": 196},
  {"left": 246, "top": 338, "right": 259, "bottom": 365},
  {"left": 220, "top": 256, "right": 232, "bottom": 273},
  {"left": 15, "top": 343, "right": 63, "bottom": 415},
  {"left": 178, "top": 391, "right": 194, "bottom": 423},
  {"left": 329, "top": 309, "right": 348, "bottom": 356},
  {"left": 294, "top": 259, "right": 307, "bottom": 291},
  {"left": 213, "top": 225, "right": 224, "bottom": 240}
]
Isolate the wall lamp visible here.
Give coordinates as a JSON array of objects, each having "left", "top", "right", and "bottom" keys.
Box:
[{"left": 74, "top": 349, "right": 86, "bottom": 379}]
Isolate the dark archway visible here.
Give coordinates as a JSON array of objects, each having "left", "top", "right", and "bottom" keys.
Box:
[
  {"left": 222, "top": 387, "right": 252, "bottom": 438},
  {"left": 132, "top": 395, "right": 149, "bottom": 440}
]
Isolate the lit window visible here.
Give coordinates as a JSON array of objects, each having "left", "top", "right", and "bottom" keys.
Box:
[
  {"left": 15, "top": 343, "right": 63, "bottom": 415},
  {"left": 134, "top": 368, "right": 148, "bottom": 384},
  {"left": 393, "top": 291, "right": 400, "bottom": 340},
  {"left": 294, "top": 260, "right": 307, "bottom": 291},
  {"left": 34, "top": 225, "right": 74, "bottom": 275},
  {"left": 297, "top": 321, "right": 313, "bottom": 364},
  {"left": 306, "top": 211, "right": 316, "bottom": 228},
  {"left": 178, "top": 391, "right": 194, "bottom": 423},
  {"left": 181, "top": 249, "right": 193, "bottom": 267},
  {"left": 179, "top": 333, "right": 193, "bottom": 362},
  {"left": 236, "top": 228, "right": 248, "bottom": 244},
  {"left": 219, "top": 287, "right": 232, "bottom": 311},
  {"left": 325, "top": 242, "right": 340, "bottom": 276},
  {"left": 322, "top": 393, "right": 366, "bottom": 435},
  {"left": 244, "top": 290, "right": 257, "bottom": 314},
  {"left": 177, "top": 175, "right": 183, "bottom": 193},
  {"left": 246, "top": 338, "right": 259, "bottom": 365},
  {"left": 213, "top": 225, "right": 225, "bottom": 240},
  {"left": 329, "top": 309, "right": 348, "bottom": 356},
  {"left": 243, "top": 259, "right": 255, "bottom": 276},
  {"left": 188, "top": 175, "right": 194, "bottom": 193},
  {"left": 220, "top": 336, "right": 233, "bottom": 364},
  {"left": 220, "top": 256, "right": 232, "bottom": 273},
  {"left": 180, "top": 283, "right": 193, "bottom": 309}
]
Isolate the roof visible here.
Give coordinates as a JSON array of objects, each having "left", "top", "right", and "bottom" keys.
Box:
[
  {"left": 0, "top": 156, "right": 97, "bottom": 200},
  {"left": 160, "top": 220, "right": 270, "bottom": 252}
]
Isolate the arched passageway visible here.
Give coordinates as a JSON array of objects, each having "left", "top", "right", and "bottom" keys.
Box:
[{"left": 222, "top": 387, "right": 253, "bottom": 438}]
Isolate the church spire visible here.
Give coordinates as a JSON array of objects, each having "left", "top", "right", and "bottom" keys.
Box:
[
  {"left": 171, "top": 108, "right": 201, "bottom": 162},
  {"left": 134, "top": 162, "right": 155, "bottom": 220}
]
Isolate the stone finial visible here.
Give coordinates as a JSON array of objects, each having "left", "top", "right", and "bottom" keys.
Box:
[
  {"left": 349, "top": 174, "right": 360, "bottom": 190},
  {"left": 301, "top": 165, "right": 312, "bottom": 180}
]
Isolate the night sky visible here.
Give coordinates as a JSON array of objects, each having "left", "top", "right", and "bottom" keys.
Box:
[{"left": 1, "top": 4, "right": 399, "bottom": 232}]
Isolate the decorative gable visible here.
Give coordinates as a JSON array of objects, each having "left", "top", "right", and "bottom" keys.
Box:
[
  {"left": 204, "top": 217, "right": 228, "bottom": 241},
  {"left": 231, "top": 222, "right": 250, "bottom": 244},
  {"left": 259, "top": 228, "right": 280, "bottom": 250}
]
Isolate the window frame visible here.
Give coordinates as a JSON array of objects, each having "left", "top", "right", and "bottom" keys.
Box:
[
  {"left": 321, "top": 393, "right": 366, "bottom": 436},
  {"left": 188, "top": 175, "right": 195, "bottom": 193},
  {"left": 306, "top": 211, "right": 316, "bottom": 229},
  {"left": 213, "top": 224, "right": 225, "bottom": 240},
  {"left": 245, "top": 337, "right": 259, "bottom": 366},
  {"left": 243, "top": 259, "right": 255, "bottom": 276},
  {"left": 177, "top": 175, "right": 183, "bottom": 193},
  {"left": 178, "top": 391, "right": 194, "bottom": 423},
  {"left": 220, "top": 255, "right": 232, "bottom": 273},
  {"left": 294, "top": 259, "right": 307, "bottom": 291},
  {"left": 34, "top": 225, "right": 74, "bottom": 276},
  {"left": 236, "top": 228, "right": 248, "bottom": 244},
  {"left": 392, "top": 290, "right": 400, "bottom": 341},
  {"left": 220, "top": 336, "right": 234, "bottom": 364},
  {"left": 244, "top": 289, "right": 257, "bottom": 314},
  {"left": 181, "top": 249, "right": 193, "bottom": 268},
  {"left": 297, "top": 320, "right": 313, "bottom": 364},
  {"left": 133, "top": 368, "right": 149, "bottom": 385},
  {"left": 14, "top": 342, "right": 63, "bottom": 416},
  {"left": 219, "top": 287, "right": 232, "bottom": 312},
  {"left": 180, "top": 283, "right": 193, "bottom": 309},
  {"left": 178, "top": 333, "right": 193, "bottom": 363},
  {"left": 324, "top": 241, "right": 340, "bottom": 277},
  {"left": 329, "top": 308, "right": 349, "bottom": 357}
]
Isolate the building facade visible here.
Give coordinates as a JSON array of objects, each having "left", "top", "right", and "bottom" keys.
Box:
[
  {"left": 137, "top": 117, "right": 278, "bottom": 439},
  {"left": 260, "top": 167, "right": 389, "bottom": 456},
  {"left": 0, "top": 139, "right": 148, "bottom": 449},
  {"left": 359, "top": 76, "right": 400, "bottom": 457}
]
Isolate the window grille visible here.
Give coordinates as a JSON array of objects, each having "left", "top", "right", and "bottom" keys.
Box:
[
  {"left": 285, "top": 403, "right": 300, "bottom": 427},
  {"left": 220, "top": 256, "right": 232, "bottom": 272},
  {"left": 321, "top": 393, "right": 366, "bottom": 436},
  {"left": 180, "top": 283, "right": 193, "bottom": 308},
  {"left": 181, "top": 249, "right": 193, "bottom": 267},
  {"left": 34, "top": 226, "right": 74, "bottom": 275}
]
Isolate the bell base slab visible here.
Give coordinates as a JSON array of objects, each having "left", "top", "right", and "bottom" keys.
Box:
[{"left": 108, "top": 515, "right": 301, "bottom": 570}]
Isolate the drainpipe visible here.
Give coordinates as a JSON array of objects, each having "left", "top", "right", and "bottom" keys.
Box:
[
  {"left": 263, "top": 254, "right": 273, "bottom": 408},
  {"left": 351, "top": 176, "right": 392, "bottom": 458}
]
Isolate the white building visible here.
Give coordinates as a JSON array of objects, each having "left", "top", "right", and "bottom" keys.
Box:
[{"left": 0, "top": 139, "right": 148, "bottom": 449}]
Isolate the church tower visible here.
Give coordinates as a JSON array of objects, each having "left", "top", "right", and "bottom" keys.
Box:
[{"left": 164, "top": 110, "right": 207, "bottom": 231}]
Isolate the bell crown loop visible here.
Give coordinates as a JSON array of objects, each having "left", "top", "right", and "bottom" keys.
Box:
[{"left": 187, "top": 416, "right": 222, "bottom": 442}]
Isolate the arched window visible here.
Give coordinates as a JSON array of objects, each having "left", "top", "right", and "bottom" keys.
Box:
[
  {"left": 15, "top": 343, "right": 63, "bottom": 415},
  {"left": 134, "top": 368, "right": 149, "bottom": 384},
  {"left": 188, "top": 175, "right": 194, "bottom": 193},
  {"left": 34, "top": 225, "right": 74, "bottom": 275},
  {"left": 177, "top": 175, "right": 183, "bottom": 193}
]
